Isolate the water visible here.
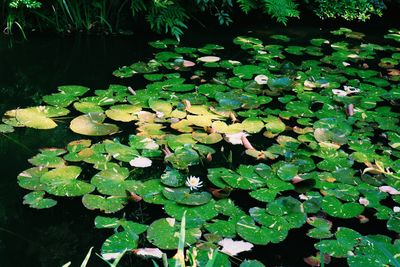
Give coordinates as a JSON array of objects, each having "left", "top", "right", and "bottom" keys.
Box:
[{"left": 0, "top": 20, "right": 398, "bottom": 266}]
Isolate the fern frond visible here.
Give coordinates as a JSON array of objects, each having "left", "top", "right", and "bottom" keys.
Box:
[
  {"left": 262, "top": 0, "right": 299, "bottom": 24},
  {"left": 131, "top": 0, "right": 147, "bottom": 16},
  {"left": 236, "top": 0, "right": 256, "bottom": 14},
  {"left": 146, "top": 3, "right": 188, "bottom": 40}
]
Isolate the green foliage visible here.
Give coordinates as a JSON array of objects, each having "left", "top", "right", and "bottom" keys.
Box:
[
  {"left": 262, "top": 0, "right": 299, "bottom": 24},
  {"left": 9, "top": 0, "right": 41, "bottom": 9},
  {"left": 146, "top": 2, "right": 189, "bottom": 41},
  {"left": 312, "top": 0, "right": 385, "bottom": 21},
  {"left": 1, "top": 0, "right": 394, "bottom": 39}
]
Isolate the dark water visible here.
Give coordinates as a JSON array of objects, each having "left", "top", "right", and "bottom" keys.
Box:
[{"left": 0, "top": 21, "right": 398, "bottom": 267}]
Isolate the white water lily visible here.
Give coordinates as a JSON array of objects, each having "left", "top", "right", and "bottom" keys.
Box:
[
  {"left": 185, "top": 176, "right": 203, "bottom": 190},
  {"left": 218, "top": 238, "right": 254, "bottom": 256},
  {"left": 129, "top": 156, "right": 152, "bottom": 168},
  {"left": 394, "top": 206, "right": 400, "bottom": 213},
  {"left": 254, "top": 74, "right": 269, "bottom": 85},
  {"left": 224, "top": 132, "right": 249, "bottom": 145}
]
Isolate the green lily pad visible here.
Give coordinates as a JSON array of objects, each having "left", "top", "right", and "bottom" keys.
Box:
[
  {"left": 233, "top": 65, "right": 267, "bottom": 79},
  {"left": 82, "top": 194, "right": 127, "bottom": 213},
  {"left": 101, "top": 230, "right": 139, "bottom": 255},
  {"left": 192, "top": 132, "right": 222, "bottom": 144},
  {"left": 40, "top": 166, "right": 95, "bottom": 196},
  {"left": 43, "top": 93, "right": 76, "bottom": 107},
  {"left": 0, "top": 123, "right": 14, "bottom": 133},
  {"left": 236, "top": 215, "right": 273, "bottom": 245},
  {"left": 18, "top": 167, "right": 48, "bottom": 190},
  {"left": 95, "top": 216, "right": 148, "bottom": 234},
  {"left": 90, "top": 166, "right": 131, "bottom": 196},
  {"left": 160, "top": 167, "right": 185, "bottom": 187},
  {"left": 70, "top": 113, "right": 119, "bottom": 136},
  {"left": 3, "top": 106, "right": 69, "bottom": 129},
  {"left": 22, "top": 191, "right": 57, "bottom": 209},
  {"left": 204, "top": 219, "right": 236, "bottom": 238},
  {"left": 277, "top": 163, "right": 298, "bottom": 181},
  {"left": 165, "top": 146, "right": 200, "bottom": 170},
  {"left": 147, "top": 218, "right": 201, "bottom": 250},
  {"left": 58, "top": 85, "right": 89, "bottom": 96},
  {"left": 135, "top": 179, "right": 166, "bottom": 204},
  {"left": 164, "top": 200, "right": 218, "bottom": 221},
  {"left": 322, "top": 196, "right": 364, "bottom": 219},
  {"left": 162, "top": 187, "right": 212, "bottom": 206},
  {"left": 28, "top": 149, "right": 66, "bottom": 168},
  {"left": 73, "top": 102, "right": 103, "bottom": 113}
]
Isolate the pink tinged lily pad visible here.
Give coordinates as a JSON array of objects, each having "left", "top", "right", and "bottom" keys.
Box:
[
  {"left": 218, "top": 238, "right": 254, "bottom": 256},
  {"left": 129, "top": 156, "right": 152, "bottom": 168},
  {"left": 358, "top": 197, "right": 369, "bottom": 206},
  {"left": 332, "top": 89, "right": 348, "bottom": 96},
  {"left": 198, "top": 56, "right": 221, "bottom": 63},
  {"left": 379, "top": 185, "right": 400, "bottom": 195},
  {"left": 133, "top": 248, "right": 163, "bottom": 258},
  {"left": 224, "top": 132, "right": 249, "bottom": 145},
  {"left": 183, "top": 60, "right": 196, "bottom": 67},
  {"left": 292, "top": 175, "right": 304, "bottom": 184}
]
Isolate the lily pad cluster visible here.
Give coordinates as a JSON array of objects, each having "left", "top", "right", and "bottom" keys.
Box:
[{"left": 3, "top": 28, "right": 400, "bottom": 266}]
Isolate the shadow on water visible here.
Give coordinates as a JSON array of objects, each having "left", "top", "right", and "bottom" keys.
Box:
[{"left": 0, "top": 17, "right": 399, "bottom": 266}]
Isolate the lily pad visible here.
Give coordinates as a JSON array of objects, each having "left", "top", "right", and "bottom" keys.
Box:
[
  {"left": 146, "top": 218, "right": 201, "bottom": 250},
  {"left": 70, "top": 113, "right": 119, "bottom": 136},
  {"left": 40, "top": 166, "right": 95, "bottom": 196},
  {"left": 82, "top": 194, "right": 127, "bottom": 213},
  {"left": 321, "top": 196, "right": 364, "bottom": 219},
  {"left": 162, "top": 187, "right": 212, "bottom": 206},
  {"left": 23, "top": 191, "right": 57, "bottom": 209}
]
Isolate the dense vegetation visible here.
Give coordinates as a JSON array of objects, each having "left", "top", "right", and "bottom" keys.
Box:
[
  {"left": 1, "top": 0, "right": 396, "bottom": 39},
  {"left": 2, "top": 27, "right": 400, "bottom": 266}
]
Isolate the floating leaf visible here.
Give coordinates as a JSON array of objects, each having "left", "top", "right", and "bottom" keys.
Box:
[
  {"left": 321, "top": 196, "right": 364, "bottom": 219},
  {"left": 82, "top": 194, "right": 127, "bottom": 213},
  {"left": 162, "top": 187, "right": 212, "bottom": 206},
  {"left": 146, "top": 218, "right": 201, "bottom": 250},
  {"left": 23, "top": 191, "right": 57, "bottom": 209},
  {"left": 218, "top": 238, "right": 254, "bottom": 256},
  {"left": 40, "top": 166, "right": 95, "bottom": 196},
  {"left": 70, "top": 113, "right": 119, "bottom": 136}
]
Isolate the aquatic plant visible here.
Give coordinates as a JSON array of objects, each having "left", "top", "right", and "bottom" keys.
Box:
[{"left": 2, "top": 27, "right": 400, "bottom": 265}]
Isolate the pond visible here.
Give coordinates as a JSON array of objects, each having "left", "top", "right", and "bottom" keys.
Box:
[{"left": 0, "top": 21, "right": 399, "bottom": 267}]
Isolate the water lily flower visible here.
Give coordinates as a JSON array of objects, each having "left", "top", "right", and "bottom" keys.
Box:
[
  {"left": 254, "top": 74, "right": 269, "bottom": 85},
  {"left": 186, "top": 176, "right": 203, "bottom": 190},
  {"left": 129, "top": 156, "right": 152, "bottom": 168},
  {"left": 394, "top": 206, "right": 400, "bottom": 213}
]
